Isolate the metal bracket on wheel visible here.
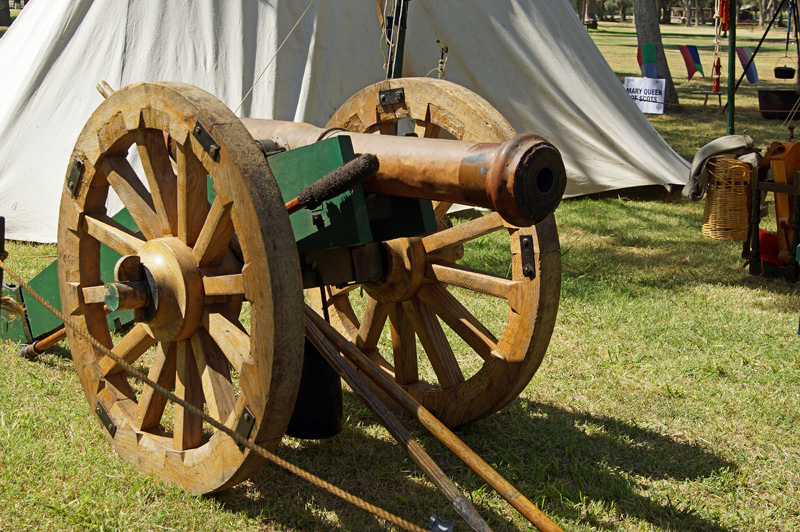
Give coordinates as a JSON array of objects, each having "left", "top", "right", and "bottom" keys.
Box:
[
  {"left": 235, "top": 406, "right": 256, "bottom": 447},
  {"left": 520, "top": 235, "right": 536, "bottom": 279},
  {"left": 95, "top": 401, "right": 117, "bottom": 437},
  {"left": 192, "top": 121, "right": 220, "bottom": 161},
  {"left": 379, "top": 88, "right": 405, "bottom": 106},
  {"left": 66, "top": 155, "right": 83, "bottom": 197}
]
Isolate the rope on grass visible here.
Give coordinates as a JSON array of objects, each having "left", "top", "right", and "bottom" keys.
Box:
[{"left": 0, "top": 257, "right": 426, "bottom": 532}]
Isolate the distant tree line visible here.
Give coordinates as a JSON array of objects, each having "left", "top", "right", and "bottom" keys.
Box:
[{"left": 572, "top": 0, "right": 787, "bottom": 27}]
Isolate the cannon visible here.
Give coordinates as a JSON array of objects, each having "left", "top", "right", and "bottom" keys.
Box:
[{"left": 55, "top": 78, "right": 565, "bottom": 511}]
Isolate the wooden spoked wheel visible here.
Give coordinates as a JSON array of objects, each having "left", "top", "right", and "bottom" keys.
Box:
[
  {"left": 57, "top": 82, "right": 304, "bottom": 494},
  {"left": 324, "top": 78, "right": 562, "bottom": 428}
]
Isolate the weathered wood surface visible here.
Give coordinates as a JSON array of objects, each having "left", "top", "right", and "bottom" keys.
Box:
[
  {"left": 57, "top": 82, "right": 304, "bottom": 494},
  {"left": 323, "top": 78, "right": 562, "bottom": 428}
]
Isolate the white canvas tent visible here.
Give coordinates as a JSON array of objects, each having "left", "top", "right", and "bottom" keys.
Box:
[{"left": 0, "top": 0, "right": 689, "bottom": 243}]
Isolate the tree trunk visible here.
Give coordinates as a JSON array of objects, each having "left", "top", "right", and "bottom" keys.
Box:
[
  {"left": 574, "top": 0, "right": 586, "bottom": 20},
  {"left": 0, "top": 3, "right": 12, "bottom": 27},
  {"left": 585, "top": 0, "right": 598, "bottom": 28},
  {"left": 660, "top": 0, "right": 673, "bottom": 23},
  {"left": 694, "top": 0, "right": 700, "bottom": 25},
  {"left": 634, "top": 0, "right": 680, "bottom": 105}
]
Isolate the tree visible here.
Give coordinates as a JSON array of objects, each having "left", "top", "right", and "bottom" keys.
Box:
[
  {"left": 585, "top": 0, "right": 599, "bottom": 28},
  {"left": 634, "top": 0, "right": 680, "bottom": 105},
  {"left": 759, "top": 0, "right": 777, "bottom": 26},
  {"left": 659, "top": 0, "right": 676, "bottom": 23},
  {"left": 0, "top": 3, "right": 11, "bottom": 27}
]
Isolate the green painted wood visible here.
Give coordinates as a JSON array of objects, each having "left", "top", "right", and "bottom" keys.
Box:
[{"left": 268, "top": 136, "right": 373, "bottom": 252}]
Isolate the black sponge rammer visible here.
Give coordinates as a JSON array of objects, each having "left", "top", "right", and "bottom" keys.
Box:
[{"left": 296, "top": 153, "right": 379, "bottom": 210}]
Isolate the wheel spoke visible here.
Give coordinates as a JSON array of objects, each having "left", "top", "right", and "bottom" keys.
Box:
[
  {"left": 357, "top": 298, "right": 389, "bottom": 352},
  {"left": 176, "top": 143, "right": 210, "bottom": 246},
  {"left": 84, "top": 214, "right": 146, "bottom": 255},
  {"left": 190, "top": 330, "right": 235, "bottom": 426},
  {"left": 330, "top": 291, "right": 361, "bottom": 340},
  {"left": 104, "top": 373, "right": 138, "bottom": 404},
  {"left": 134, "top": 129, "right": 178, "bottom": 236},
  {"left": 99, "top": 323, "right": 156, "bottom": 376},
  {"left": 418, "top": 283, "right": 497, "bottom": 362},
  {"left": 387, "top": 303, "right": 417, "bottom": 385},
  {"left": 414, "top": 119, "right": 441, "bottom": 139},
  {"left": 202, "top": 273, "right": 244, "bottom": 297},
  {"left": 377, "top": 122, "right": 397, "bottom": 135},
  {"left": 99, "top": 155, "right": 163, "bottom": 240},
  {"left": 421, "top": 212, "right": 503, "bottom": 253},
  {"left": 136, "top": 342, "right": 177, "bottom": 430},
  {"left": 432, "top": 201, "right": 453, "bottom": 220},
  {"left": 427, "top": 261, "right": 524, "bottom": 313},
  {"left": 203, "top": 309, "right": 252, "bottom": 373},
  {"left": 174, "top": 341, "right": 204, "bottom": 450},
  {"left": 193, "top": 195, "right": 235, "bottom": 266},
  {"left": 403, "top": 298, "right": 465, "bottom": 390}
]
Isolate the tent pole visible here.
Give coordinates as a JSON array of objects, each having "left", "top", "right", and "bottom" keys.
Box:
[{"left": 727, "top": 0, "right": 737, "bottom": 134}]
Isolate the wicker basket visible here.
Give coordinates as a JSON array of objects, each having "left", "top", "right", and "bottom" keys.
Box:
[{"left": 702, "top": 156, "right": 751, "bottom": 241}]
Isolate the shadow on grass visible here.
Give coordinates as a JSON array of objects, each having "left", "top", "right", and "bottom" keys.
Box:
[
  {"left": 558, "top": 197, "right": 798, "bottom": 306},
  {"left": 214, "top": 391, "right": 735, "bottom": 531},
  {"left": 214, "top": 392, "right": 525, "bottom": 531},
  {"left": 463, "top": 399, "right": 736, "bottom": 531}
]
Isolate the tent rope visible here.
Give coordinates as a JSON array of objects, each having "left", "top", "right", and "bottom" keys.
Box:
[
  {"left": 234, "top": 0, "right": 317, "bottom": 115},
  {"left": 0, "top": 258, "right": 426, "bottom": 532}
]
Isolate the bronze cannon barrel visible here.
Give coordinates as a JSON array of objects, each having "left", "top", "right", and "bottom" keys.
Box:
[{"left": 241, "top": 118, "right": 566, "bottom": 227}]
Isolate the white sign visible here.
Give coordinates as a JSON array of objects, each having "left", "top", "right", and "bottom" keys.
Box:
[{"left": 624, "top": 77, "right": 666, "bottom": 114}]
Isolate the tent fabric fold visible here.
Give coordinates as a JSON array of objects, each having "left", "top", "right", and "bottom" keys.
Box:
[{"left": 0, "top": 0, "right": 689, "bottom": 243}]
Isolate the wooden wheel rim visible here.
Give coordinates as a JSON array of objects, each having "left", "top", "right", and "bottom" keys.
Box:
[
  {"left": 57, "top": 82, "right": 304, "bottom": 494},
  {"left": 325, "top": 78, "right": 561, "bottom": 428}
]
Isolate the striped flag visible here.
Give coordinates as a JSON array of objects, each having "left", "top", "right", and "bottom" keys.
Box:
[
  {"left": 736, "top": 47, "right": 759, "bottom": 83},
  {"left": 678, "top": 45, "right": 704, "bottom": 81},
  {"left": 637, "top": 44, "right": 658, "bottom": 78}
]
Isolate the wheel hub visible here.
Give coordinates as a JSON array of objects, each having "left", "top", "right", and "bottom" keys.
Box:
[
  {"left": 128, "top": 237, "right": 203, "bottom": 342},
  {"left": 364, "top": 237, "right": 427, "bottom": 304}
]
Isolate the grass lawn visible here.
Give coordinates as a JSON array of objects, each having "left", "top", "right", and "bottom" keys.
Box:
[{"left": 2, "top": 19, "right": 800, "bottom": 532}]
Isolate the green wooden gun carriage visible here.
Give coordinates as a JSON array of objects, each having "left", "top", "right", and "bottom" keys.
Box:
[{"left": 51, "top": 77, "right": 566, "bottom": 528}]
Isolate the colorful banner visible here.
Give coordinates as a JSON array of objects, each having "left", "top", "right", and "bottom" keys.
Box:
[
  {"left": 736, "top": 46, "right": 759, "bottom": 83},
  {"left": 678, "top": 45, "right": 704, "bottom": 81},
  {"left": 637, "top": 44, "right": 658, "bottom": 78}
]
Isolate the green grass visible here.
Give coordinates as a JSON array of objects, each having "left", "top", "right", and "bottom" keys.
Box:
[{"left": 2, "top": 19, "right": 800, "bottom": 532}]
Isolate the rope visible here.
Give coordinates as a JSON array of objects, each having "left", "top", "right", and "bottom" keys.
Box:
[
  {"left": 233, "top": 0, "right": 317, "bottom": 115},
  {"left": 0, "top": 258, "right": 426, "bottom": 532},
  {"left": 378, "top": 0, "right": 393, "bottom": 71},
  {"left": 780, "top": 94, "right": 800, "bottom": 129}
]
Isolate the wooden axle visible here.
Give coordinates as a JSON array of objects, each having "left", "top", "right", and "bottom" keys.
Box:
[{"left": 242, "top": 118, "right": 566, "bottom": 227}]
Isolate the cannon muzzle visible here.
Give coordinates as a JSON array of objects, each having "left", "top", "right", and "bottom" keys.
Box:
[{"left": 241, "top": 119, "right": 566, "bottom": 227}]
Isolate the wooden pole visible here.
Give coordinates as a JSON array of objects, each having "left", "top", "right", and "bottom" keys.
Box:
[
  {"left": 18, "top": 327, "right": 67, "bottom": 359},
  {"left": 304, "top": 313, "right": 493, "bottom": 532},
  {"left": 304, "top": 306, "right": 565, "bottom": 532}
]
